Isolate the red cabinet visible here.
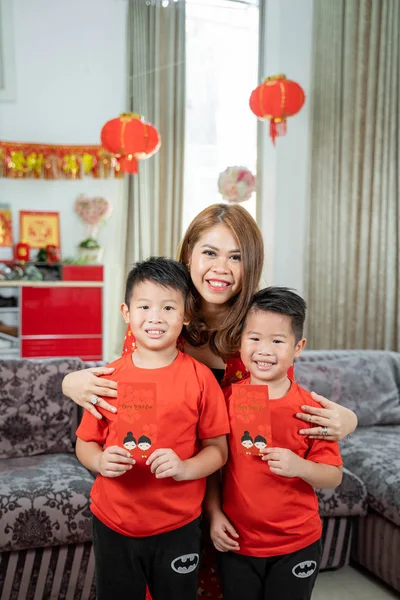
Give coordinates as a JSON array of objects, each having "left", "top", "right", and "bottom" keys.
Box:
[{"left": 20, "top": 284, "right": 103, "bottom": 360}]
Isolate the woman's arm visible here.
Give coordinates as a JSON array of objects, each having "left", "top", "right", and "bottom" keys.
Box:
[
  {"left": 296, "top": 392, "right": 358, "bottom": 440},
  {"left": 62, "top": 367, "right": 118, "bottom": 419}
]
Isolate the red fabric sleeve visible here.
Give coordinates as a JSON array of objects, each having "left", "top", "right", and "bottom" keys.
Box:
[
  {"left": 306, "top": 437, "right": 343, "bottom": 466},
  {"left": 221, "top": 353, "right": 249, "bottom": 388},
  {"left": 76, "top": 410, "right": 109, "bottom": 446},
  {"left": 122, "top": 326, "right": 136, "bottom": 354},
  {"left": 197, "top": 366, "right": 230, "bottom": 440}
]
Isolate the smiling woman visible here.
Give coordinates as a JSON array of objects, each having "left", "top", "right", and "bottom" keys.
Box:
[
  {"left": 179, "top": 204, "right": 263, "bottom": 361},
  {"left": 188, "top": 225, "right": 243, "bottom": 300}
]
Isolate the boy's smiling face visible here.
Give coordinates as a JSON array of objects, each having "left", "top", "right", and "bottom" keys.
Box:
[
  {"left": 240, "top": 310, "right": 306, "bottom": 385},
  {"left": 121, "top": 280, "right": 185, "bottom": 353}
]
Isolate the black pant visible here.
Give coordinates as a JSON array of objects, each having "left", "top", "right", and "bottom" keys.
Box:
[
  {"left": 218, "top": 539, "right": 322, "bottom": 600},
  {"left": 92, "top": 515, "right": 202, "bottom": 600}
]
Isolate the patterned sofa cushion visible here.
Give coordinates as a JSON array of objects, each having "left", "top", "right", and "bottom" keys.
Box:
[
  {"left": 0, "top": 358, "right": 83, "bottom": 458},
  {"left": 0, "top": 453, "right": 94, "bottom": 552},
  {"left": 295, "top": 350, "right": 400, "bottom": 427},
  {"left": 316, "top": 467, "right": 368, "bottom": 518},
  {"left": 340, "top": 426, "right": 400, "bottom": 527}
]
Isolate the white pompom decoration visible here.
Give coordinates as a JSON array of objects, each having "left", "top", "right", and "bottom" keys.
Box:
[{"left": 218, "top": 166, "right": 256, "bottom": 204}]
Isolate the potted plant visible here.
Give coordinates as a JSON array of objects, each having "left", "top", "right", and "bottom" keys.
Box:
[
  {"left": 74, "top": 195, "right": 112, "bottom": 264},
  {"left": 78, "top": 237, "right": 103, "bottom": 264}
]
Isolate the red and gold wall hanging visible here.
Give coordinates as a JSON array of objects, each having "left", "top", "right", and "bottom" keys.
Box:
[
  {"left": 0, "top": 208, "right": 13, "bottom": 247},
  {"left": 0, "top": 141, "right": 123, "bottom": 179},
  {"left": 249, "top": 74, "right": 305, "bottom": 144},
  {"left": 101, "top": 113, "right": 161, "bottom": 174}
]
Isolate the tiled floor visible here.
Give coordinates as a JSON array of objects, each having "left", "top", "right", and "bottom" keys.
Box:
[{"left": 313, "top": 565, "right": 399, "bottom": 599}]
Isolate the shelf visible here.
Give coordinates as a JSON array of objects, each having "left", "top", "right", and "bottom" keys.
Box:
[
  {"left": 0, "top": 281, "right": 103, "bottom": 288},
  {"left": 0, "top": 331, "right": 19, "bottom": 343},
  {"left": 0, "top": 349, "right": 20, "bottom": 358}
]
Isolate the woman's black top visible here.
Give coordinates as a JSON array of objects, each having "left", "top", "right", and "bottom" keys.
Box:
[{"left": 210, "top": 368, "right": 225, "bottom": 385}]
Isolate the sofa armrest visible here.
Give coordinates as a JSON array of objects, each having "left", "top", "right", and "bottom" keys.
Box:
[
  {"left": 317, "top": 467, "right": 368, "bottom": 518},
  {"left": 295, "top": 350, "right": 400, "bottom": 427}
]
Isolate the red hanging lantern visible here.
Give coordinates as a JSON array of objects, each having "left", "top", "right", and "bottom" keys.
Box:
[
  {"left": 100, "top": 113, "right": 161, "bottom": 174},
  {"left": 249, "top": 74, "right": 305, "bottom": 144}
]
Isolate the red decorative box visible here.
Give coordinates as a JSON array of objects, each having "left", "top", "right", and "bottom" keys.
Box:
[{"left": 62, "top": 265, "right": 103, "bottom": 281}]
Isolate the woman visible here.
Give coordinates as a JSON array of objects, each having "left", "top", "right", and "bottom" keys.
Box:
[
  {"left": 62, "top": 204, "right": 357, "bottom": 597},
  {"left": 63, "top": 204, "right": 356, "bottom": 441}
]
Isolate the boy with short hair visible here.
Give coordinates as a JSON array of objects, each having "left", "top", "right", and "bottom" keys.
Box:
[
  {"left": 207, "top": 286, "right": 343, "bottom": 600},
  {"left": 76, "top": 257, "right": 229, "bottom": 600}
]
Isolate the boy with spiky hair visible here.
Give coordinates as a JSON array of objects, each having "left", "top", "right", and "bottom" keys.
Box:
[
  {"left": 76, "top": 257, "right": 229, "bottom": 600},
  {"left": 207, "top": 286, "right": 343, "bottom": 600}
]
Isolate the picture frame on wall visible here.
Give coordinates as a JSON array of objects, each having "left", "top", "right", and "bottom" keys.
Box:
[
  {"left": 0, "top": 203, "right": 13, "bottom": 260},
  {"left": 19, "top": 211, "right": 61, "bottom": 249},
  {"left": 0, "top": 205, "right": 13, "bottom": 247}
]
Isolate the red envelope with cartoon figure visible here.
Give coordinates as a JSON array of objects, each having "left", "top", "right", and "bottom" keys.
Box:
[
  {"left": 117, "top": 382, "right": 158, "bottom": 459},
  {"left": 231, "top": 384, "right": 271, "bottom": 455}
]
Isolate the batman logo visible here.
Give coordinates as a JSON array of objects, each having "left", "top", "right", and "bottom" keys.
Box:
[
  {"left": 171, "top": 553, "right": 199, "bottom": 574},
  {"left": 292, "top": 560, "right": 317, "bottom": 578}
]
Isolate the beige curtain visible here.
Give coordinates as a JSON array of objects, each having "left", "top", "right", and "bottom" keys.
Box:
[
  {"left": 110, "top": 0, "right": 186, "bottom": 357},
  {"left": 306, "top": 0, "right": 400, "bottom": 351},
  {"left": 125, "top": 0, "right": 186, "bottom": 262}
]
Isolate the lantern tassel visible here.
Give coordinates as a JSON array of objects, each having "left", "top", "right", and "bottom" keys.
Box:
[
  {"left": 270, "top": 118, "right": 287, "bottom": 145},
  {"left": 120, "top": 156, "right": 139, "bottom": 174}
]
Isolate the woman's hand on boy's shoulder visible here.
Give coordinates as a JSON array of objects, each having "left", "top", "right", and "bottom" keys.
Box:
[
  {"left": 296, "top": 391, "right": 357, "bottom": 440},
  {"left": 62, "top": 367, "right": 118, "bottom": 419}
]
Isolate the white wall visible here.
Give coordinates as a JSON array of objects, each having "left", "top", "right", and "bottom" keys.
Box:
[
  {"left": 0, "top": 0, "right": 128, "bottom": 357},
  {"left": 0, "top": 0, "right": 314, "bottom": 354},
  {"left": 258, "top": 0, "right": 314, "bottom": 295}
]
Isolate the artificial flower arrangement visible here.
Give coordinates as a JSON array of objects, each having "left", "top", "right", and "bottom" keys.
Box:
[
  {"left": 217, "top": 166, "right": 256, "bottom": 204},
  {"left": 74, "top": 195, "right": 112, "bottom": 262}
]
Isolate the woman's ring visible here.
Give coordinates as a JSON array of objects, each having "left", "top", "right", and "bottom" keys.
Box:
[
  {"left": 321, "top": 426, "right": 328, "bottom": 436},
  {"left": 91, "top": 395, "right": 100, "bottom": 406}
]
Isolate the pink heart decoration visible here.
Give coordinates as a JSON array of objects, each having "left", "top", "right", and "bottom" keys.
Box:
[{"left": 74, "top": 195, "right": 113, "bottom": 227}]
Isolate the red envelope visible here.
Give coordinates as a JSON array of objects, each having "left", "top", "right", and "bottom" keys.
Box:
[
  {"left": 231, "top": 385, "right": 271, "bottom": 455},
  {"left": 117, "top": 382, "right": 158, "bottom": 458}
]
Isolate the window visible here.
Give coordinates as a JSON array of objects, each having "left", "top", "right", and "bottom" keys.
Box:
[
  {"left": 183, "top": 0, "right": 259, "bottom": 231},
  {"left": 0, "top": 0, "right": 16, "bottom": 101}
]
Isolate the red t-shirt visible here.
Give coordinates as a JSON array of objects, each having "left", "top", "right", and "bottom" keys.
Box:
[
  {"left": 222, "top": 379, "right": 343, "bottom": 557},
  {"left": 76, "top": 351, "right": 230, "bottom": 538}
]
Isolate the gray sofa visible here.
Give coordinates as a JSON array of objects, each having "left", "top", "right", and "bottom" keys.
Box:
[
  {"left": 295, "top": 349, "right": 400, "bottom": 593},
  {"left": 0, "top": 359, "right": 97, "bottom": 600},
  {"left": 0, "top": 355, "right": 375, "bottom": 599}
]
